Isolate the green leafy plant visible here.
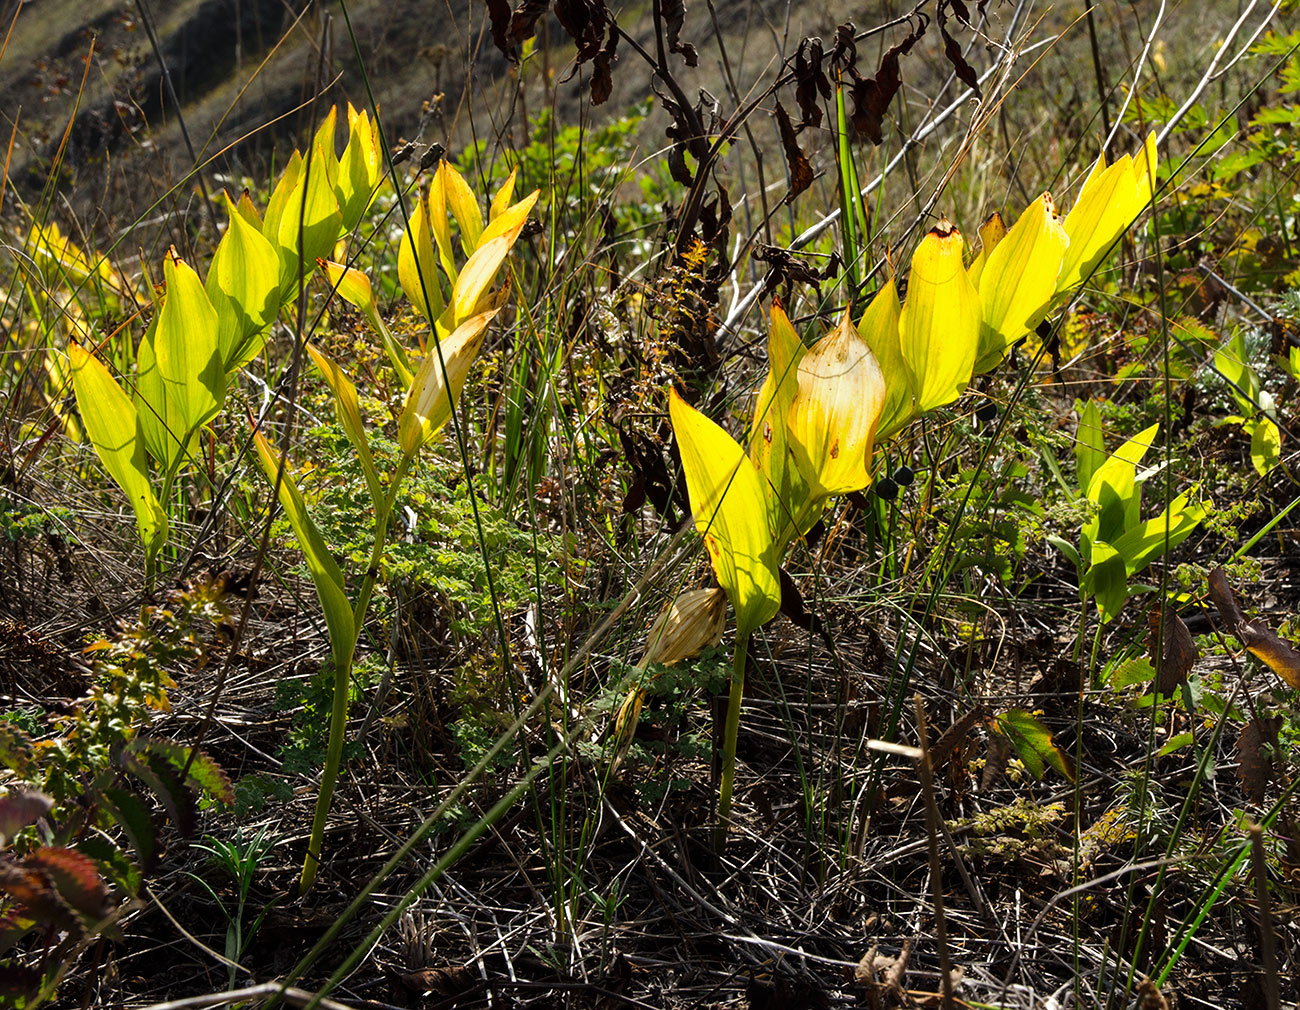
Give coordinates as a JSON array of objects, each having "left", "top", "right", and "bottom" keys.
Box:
[
  {"left": 1214, "top": 330, "right": 1283, "bottom": 475},
  {"left": 253, "top": 160, "right": 538, "bottom": 893},
  {"left": 1055, "top": 401, "right": 1205, "bottom": 624}
]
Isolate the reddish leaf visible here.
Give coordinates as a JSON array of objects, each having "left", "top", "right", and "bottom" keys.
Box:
[
  {"left": 0, "top": 861, "right": 80, "bottom": 934},
  {"left": 774, "top": 101, "right": 813, "bottom": 203},
  {"left": 133, "top": 738, "right": 234, "bottom": 806},
  {"left": 0, "top": 790, "right": 52, "bottom": 843},
  {"left": 25, "top": 848, "right": 109, "bottom": 922}
]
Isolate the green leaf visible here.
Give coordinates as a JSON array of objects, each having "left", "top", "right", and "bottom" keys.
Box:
[
  {"left": 156, "top": 252, "right": 224, "bottom": 439},
  {"left": 1108, "top": 494, "right": 1204, "bottom": 576},
  {"left": 1214, "top": 331, "right": 1260, "bottom": 413},
  {"left": 1075, "top": 399, "right": 1105, "bottom": 495},
  {"left": 1107, "top": 657, "right": 1156, "bottom": 689},
  {"left": 996, "top": 709, "right": 1074, "bottom": 781},
  {"left": 1247, "top": 418, "right": 1281, "bottom": 475},
  {"left": 1085, "top": 540, "right": 1129, "bottom": 622},
  {"left": 207, "top": 192, "right": 280, "bottom": 371},
  {"left": 252, "top": 427, "right": 355, "bottom": 673},
  {"left": 1084, "top": 422, "right": 1159, "bottom": 551},
  {"left": 69, "top": 344, "right": 168, "bottom": 559},
  {"left": 669, "top": 389, "right": 780, "bottom": 637}
]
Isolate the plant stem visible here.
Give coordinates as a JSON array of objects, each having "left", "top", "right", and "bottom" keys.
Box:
[
  {"left": 299, "top": 453, "right": 413, "bottom": 894},
  {"left": 715, "top": 627, "right": 750, "bottom": 850}
]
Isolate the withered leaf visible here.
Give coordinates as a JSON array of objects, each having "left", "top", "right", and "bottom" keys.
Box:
[
  {"left": 849, "top": 26, "right": 921, "bottom": 145},
  {"left": 778, "top": 567, "right": 829, "bottom": 645},
  {"left": 398, "top": 965, "right": 475, "bottom": 996},
  {"left": 829, "top": 23, "right": 857, "bottom": 70},
  {"left": 929, "top": 705, "right": 988, "bottom": 768},
  {"left": 793, "top": 37, "right": 831, "bottom": 129},
  {"left": 948, "top": 0, "right": 973, "bottom": 26},
  {"left": 1207, "top": 567, "right": 1300, "bottom": 688},
  {"left": 487, "top": 0, "right": 513, "bottom": 58},
  {"left": 1137, "top": 977, "right": 1171, "bottom": 1010},
  {"left": 981, "top": 730, "right": 1010, "bottom": 792},
  {"left": 508, "top": 0, "right": 550, "bottom": 45},
  {"left": 1146, "top": 607, "right": 1198, "bottom": 694},
  {"left": 774, "top": 101, "right": 814, "bottom": 203},
  {"left": 590, "top": 22, "right": 619, "bottom": 105},
  {"left": 554, "top": 0, "right": 610, "bottom": 64},
  {"left": 1236, "top": 715, "right": 1281, "bottom": 805},
  {"left": 662, "top": 0, "right": 698, "bottom": 67},
  {"left": 940, "top": 25, "right": 982, "bottom": 97}
]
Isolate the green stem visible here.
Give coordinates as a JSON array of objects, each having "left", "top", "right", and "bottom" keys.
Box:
[
  {"left": 299, "top": 453, "right": 414, "bottom": 894},
  {"left": 715, "top": 627, "right": 750, "bottom": 850}
]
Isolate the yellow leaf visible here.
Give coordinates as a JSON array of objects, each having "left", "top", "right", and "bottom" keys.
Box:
[
  {"left": 787, "top": 309, "right": 886, "bottom": 496},
  {"left": 251, "top": 427, "right": 355, "bottom": 673},
  {"left": 336, "top": 103, "right": 382, "bottom": 232},
  {"left": 398, "top": 310, "right": 497, "bottom": 455},
  {"left": 156, "top": 251, "right": 223, "bottom": 439},
  {"left": 669, "top": 389, "right": 780, "bottom": 637},
  {"left": 438, "top": 160, "right": 483, "bottom": 254},
  {"left": 858, "top": 279, "right": 910, "bottom": 440},
  {"left": 966, "top": 212, "right": 1006, "bottom": 288},
  {"left": 490, "top": 168, "right": 518, "bottom": 221},
  {"left": 397, "top": 192, "right": 446, "bottom": 326},
  {"left": 1133, "top": 131, "right": 1159, "bottom": 212},
  {"left": 975, "top": 193, "right": 1068, "bottom": 373},
  {"left": 1057, "top": 155, "right": 1136, "bottom": 293},
  {"left": 750, "top": 304, "right": 815, "bottom": 544},
  {"left": 207, "top": 192, "right": 279, "bottom": 371},
  {"left": 306, "top": 343, "right": 381, "bottom": 505},
  {"left": 321, "top": 259, "right": 413, "bottom": 386},
  {"left": 69, "top": 344, "right": 167, "bottom": 558},
  {"left": 899, "top": 219, "right": 980, "bottom": 412}
]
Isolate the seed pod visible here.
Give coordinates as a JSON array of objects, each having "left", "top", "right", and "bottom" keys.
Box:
[{"left": 639, "top": 587, "right": 728, "bottom": 667}]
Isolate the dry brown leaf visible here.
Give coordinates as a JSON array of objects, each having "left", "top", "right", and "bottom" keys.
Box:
[
  {"left": 1147, "top": 606, "right": 1198, "bottom": 694},
  {"left": 1236, "top": 715, "right": 1282, "bottom": 805},
  {"left": 1207, "top": 568, "right": 1300, "bottom": 688}
]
